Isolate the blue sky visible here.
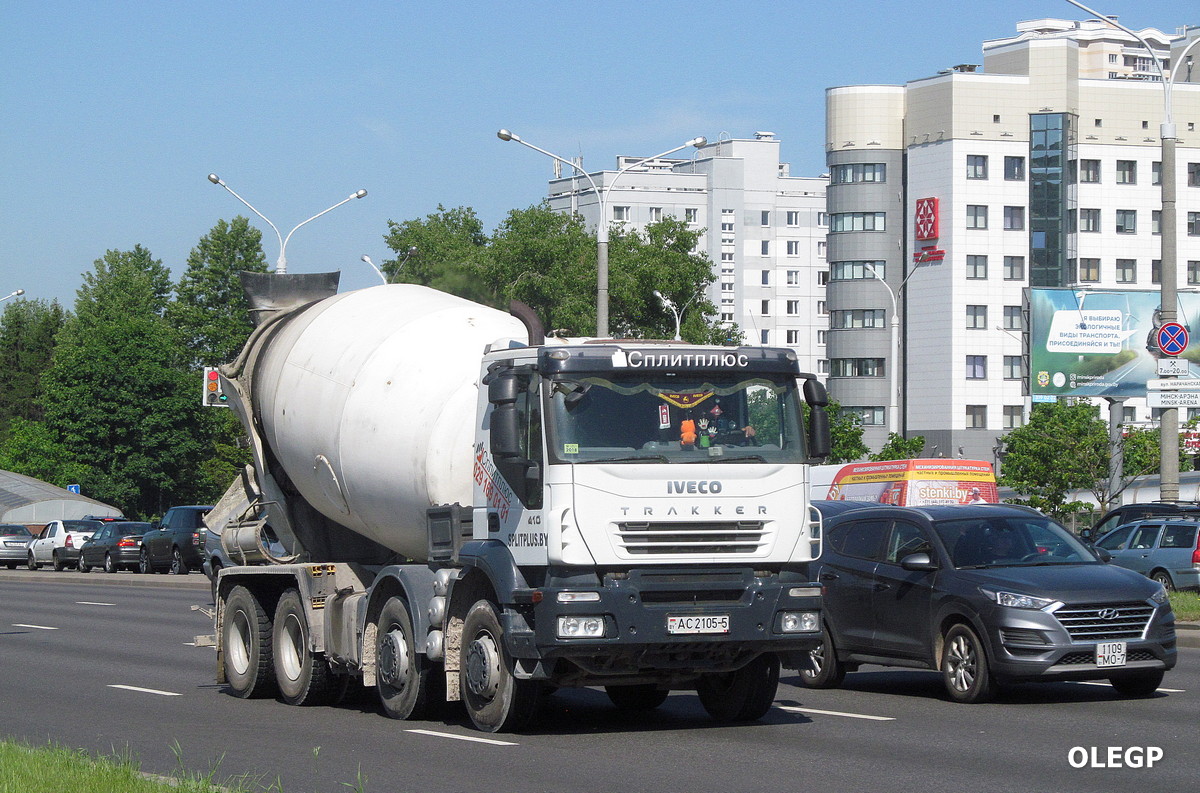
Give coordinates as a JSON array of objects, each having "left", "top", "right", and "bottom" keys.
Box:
[{"left": 1, "top": 0, "right": 1191, "bottom": 305}]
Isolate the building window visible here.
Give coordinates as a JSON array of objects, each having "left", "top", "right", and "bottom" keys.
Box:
[
  {"left": 1152, "top": 161, "right": 1162, "bottom": 186},
  {"left": 830, "top": 163, "right": 886, "bottom": 183},
  {"left": 1003, "top": 206, "right": 1025, "bottom": 230},
  {"left": 1152, "top": 259, "right": 1161, "bottom": 284},
  {"left": 1116, "top": 259, "right": 1137, "bottom": 283},
  {"left": 760, "top": 329, "right": 769, "bottom": 345},
  {"left": 817, "top": 270, "right": 829, "bottom": 285},
  {"left": 1078, "top": 258, "right": 1100, "bottom": 282},
  {"left": 761, "top": 240, "right": 770, "bottom": 255},
  {"left": 1188, "top": 162, "right": 1200, "bottom": 187},
  {"left": 759, "top": 270, "right": 769, "bottom": 286},
  {"left": 966, "top": 255, "right": 988, "bottom": 279},
  {"left": 786, "top": 210, "right": 800, "bottom": 226},
  {"left": 966, "top": 305, "right": 987, "bottom": 329},
  {"left": 1004, "top": 156, "right": 1025, "bottom": 181},
  {"left": 830, "top": 309, "right": 885, "bottom": 329},
  {"left": 1003, "top": 405, "right": 1025, "bottom": 429},
  {"left": 1079, "top": 208, "right": 1100, "bottom": 232},
  {"left": 787, "top": 329, "right": 800, "bottom": 345},
  {"left": 817, "top": 300, "right": 827, "bottom": 315},
  {"left": 830, "top": 212, "right": 885, "bottom": 232},
  {"left": 721, "top": 221, "right": 735, "bottom": 232},
  {"left": 1116, "top": 209, "right": 1137, "bottom": 234},
  {"left": 648, "top": 207, "right": 662, "bottom": 222},
  {"left": 761, "top": 300, "right": 770, "bottom": 316},
  {"left": 1004, "top": 256, "right": 1025, "bottom": 281},
  {"left": 721, "top": 251, "right": 734, "bottom": 262},
  {"left": 1190, "top": 261, "right": 1200, "bottom": 285},
  {"left": 787, "top": 270, "right": 801, "bottom": 286},
  {"left": 966, "top": 205, "right": 988, "bottom": 229},
  {"left": 1003, "top": 305, "right": 1023, "bottom": 330},
  {"left": 817, "top": 241, "right": 827, "bottom": 256},
  {"left": 786, "top": 240, "right": 800, "bottom": 256},
  {"left": 720, "top": 282, "right": 734, "bottom": 292},
  {"left": 786, "top": 300, "right": 800, "bottom": 316},
  {"left": 613, "top": 206, "right": 631, "bottom": 221},
  {"left": 830, "top": 260, "right": 885, "bottom": 280},
  {"left": 1188, "top": 212, "right": 1200, "bottom": 236},
  {"left": 1003, "top": 356, "right": 1023, "bottom": 380},
  {"left": 967, "top": 155, "right": 988, "bottom": 179},
  {"left": 830, "top": 358, "right": 885, "bottom": 377},
  {"left": 760, "top": 210, "right": 770, "bottom": 227},
  {"left": 966, "top": 405, "right": 987, "bottom": 429},
  {"left": 1079, "top": 159, "right": 1101, "bottom": 183},
  {"left": 685, "top": 208, "right": 698, "bottom": 224},
  {"left": 1152, "top": 210, "right": 1161, "bottom": 235},
  {"left": 818, "top": 359, "right": 829, "bottom": 374},
  {"left": 966, "top": 355, "right": 987, "bottom": 379},
  {"left": 844, "top": 406, "right": 885, "bottom": 426},
  {"left": 1115, "top": 160, "right": 1137, "bottom": 184}
]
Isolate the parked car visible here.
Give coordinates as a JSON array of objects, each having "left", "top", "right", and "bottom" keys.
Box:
[
  {"left": 799, "top": 503, "right": 1177, "bottom": 703},
  {"left": 0, "top": 524, "right": 35, "bottom": 569},
  {"left": 1093, "top": 517, "right": 1200, "bottom": 591},
  {"left": 139, "top": 505, "right": 214, "bottom": 575},
  {"left": 78, "top": 521, "right": 152, "bottom": 574},
  {"left": 1087, "top": 502, "right": 1200, "bottom": 541},
  {"left": 27, "top": 519, "right": 102, "bottom": 571}
]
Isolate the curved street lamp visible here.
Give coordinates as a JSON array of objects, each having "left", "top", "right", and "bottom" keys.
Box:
[
  {"left": 653, "top": 289, "right": 701, "bottom": 341},
  {"left": 1, "top": 288, "right": 25, "bottom": 304},
  {"left": 497, "top": 130, "right": 706, "bottom": 337},
  {"left": 207, "top": 173, "right": 367, "bottom": 275}
]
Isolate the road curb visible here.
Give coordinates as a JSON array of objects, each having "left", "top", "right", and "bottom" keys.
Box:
[
  {"left": 1176, "top": 621, "right": 1200, "bottom": 649},
  {"left": 0, "top": 568, "right": 209, "bottom": 590}
]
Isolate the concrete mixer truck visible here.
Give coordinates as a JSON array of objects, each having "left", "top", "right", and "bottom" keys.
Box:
[{"left": 200, "top": 272, "right": 831, "bottom": 732}]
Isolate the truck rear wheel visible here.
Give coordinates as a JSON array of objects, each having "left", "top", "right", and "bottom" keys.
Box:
[
  {"left": 461, "top": 599, "right": 541, "bottom": 733},
  {"left": 376, "top": 597, "right": 438, "bottom": 720},
  {"left": 696, "top": 653, "right": 780, "bottom": 722},
  {"left": 273, "top": 589, "right": 337, "bottom": 706},
  {"left": 222, "top": 585, "right": 276, "bottom": 699}
]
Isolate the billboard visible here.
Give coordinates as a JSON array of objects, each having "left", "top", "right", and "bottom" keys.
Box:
[
  {"left": 1029, "top": 288, "right": 1200, "bottom": 399},
  {"left": 824, "top": 459, "right": 999, "bottom": 506}
]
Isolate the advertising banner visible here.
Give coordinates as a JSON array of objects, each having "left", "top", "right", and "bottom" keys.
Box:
[
  {"left": 1029, "top": 288, "right": 1200, "bottom": 399},
  {"left": 824, "top": 459, "right": 999, "bottom": 506}
]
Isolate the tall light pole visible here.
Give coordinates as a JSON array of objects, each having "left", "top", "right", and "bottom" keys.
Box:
[
  {"left": 361, "top": 246, "right": 416, "bottom": 285},
  {"left": 1063, "top": 3, "right": 1200, "bottom": 501},
  {"left": 497, "top": 130, "right": 706, "bottom": 337},
  {"left": 207, "top": 173, "right": 367, "bottom": 275},
  {"left": 1, "top": 288, "right": 25, "bottom": 304},
  {"left": 653, "top": 290, "right": 702, "bottom": 341},
  {"left": 864, "top": 263, "right": 926, "bottom": 437}
]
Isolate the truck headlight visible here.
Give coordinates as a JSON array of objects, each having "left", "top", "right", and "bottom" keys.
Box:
[
  {"left": 557, "top": 616, "right": 605, "bottom": 638},
  {"left": 780, "top": 611, "right": 820, "bottom": 633}
]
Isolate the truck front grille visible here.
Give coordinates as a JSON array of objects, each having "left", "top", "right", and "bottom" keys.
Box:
[
  {"left": 1053, "top": 601, "right": 1154, "bottom": 642},
  {"left": 616, "top": 521, "right": 767, "bottom": 555}
]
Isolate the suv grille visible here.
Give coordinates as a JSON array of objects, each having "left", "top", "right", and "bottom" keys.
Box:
[
  {"left": 1053, "top": 602, "right": 1154, "bottom": 642},
  {"left": 617, "top": 521, "right": 767, "bottom": 555}
]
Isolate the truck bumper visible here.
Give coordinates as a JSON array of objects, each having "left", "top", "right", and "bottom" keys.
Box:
[{"left": 504, "top": 567, "right": 822, "bottom": 679}]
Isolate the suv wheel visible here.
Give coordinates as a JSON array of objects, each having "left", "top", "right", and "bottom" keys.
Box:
[
  {"left": 941, "top": 624, "right": 997, "bottom": 704},
  {"left": 170, "top": 547, "right": 188, "bottom": 575},
  {"left": 139, "top": 549, "right": 153, "bottom": 574},
  {"left": 798, "top": 624, "right": 846, "bottom": 689}
]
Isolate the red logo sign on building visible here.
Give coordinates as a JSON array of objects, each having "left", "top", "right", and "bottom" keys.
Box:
[{"left": 915, "top": 197, "right": 939, "bottom": 240}]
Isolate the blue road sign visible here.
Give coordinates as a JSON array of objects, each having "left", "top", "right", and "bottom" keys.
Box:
[
  {"left": 1157, "top": 322, "right": 1189, "bottom": 357},
  {"left": 67, "top": 484, "right": 81, "bottom": 494}
]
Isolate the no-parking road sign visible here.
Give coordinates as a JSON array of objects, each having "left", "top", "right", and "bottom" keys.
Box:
[{"left": 1157, "top": 322, "right": 1189, "bottom": 356}]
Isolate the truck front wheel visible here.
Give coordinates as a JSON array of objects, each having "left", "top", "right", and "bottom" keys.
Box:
[
  {"left": 461, "top": 599, "right": 541, "bottom": 733},
  {"left": 696, "top": 653, "right": 780, "bottom": 722},
  {"left": 222, "top": 585, "right": 276, "bottom": 699},
  {"left": 376, "top": 597, "right": 437, "bottom": 720},
  {"left": 273, "top": 589, "right": 337, "bottom": 706}
]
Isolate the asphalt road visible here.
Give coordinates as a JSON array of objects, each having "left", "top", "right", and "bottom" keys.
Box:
[{"left": 1, "top": 569, "right": 1196, "bottom": 793}]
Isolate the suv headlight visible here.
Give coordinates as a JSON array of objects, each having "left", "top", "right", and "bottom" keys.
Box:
[
  {"left": 983, "top": 589, "right": 1057, "bottom": 610},
  {"left": 1150, "top": 584, "right": 1169, "bottom": 605}
]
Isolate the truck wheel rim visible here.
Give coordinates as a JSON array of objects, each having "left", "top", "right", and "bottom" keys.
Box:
[
  {"left": 279, "top": 614, "right": 304, "bottom": 682},
  {"left": 379, "top": 630, "right": 410, "bottom": 689},
  {"left": 229, "top": 611, "right": 252, "bottom": 675},
  {"left": 466, "top": 634, "right": 501, "bottom": 699}
]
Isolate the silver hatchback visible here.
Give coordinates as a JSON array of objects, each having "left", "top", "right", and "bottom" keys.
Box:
[
  {"left": 1095, "top": 518, "right": 1200, "bottom": 591},
  {"left": 0, "top": 524, "right": 34, "bottom": 569}
]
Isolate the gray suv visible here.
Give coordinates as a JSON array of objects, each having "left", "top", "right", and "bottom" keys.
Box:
[
  {"left": 1094, "top": 518, "right": 1200, "bottom": 591},
  {"left": 800, "top": 503, "right": 1177, "bottom": 703}
]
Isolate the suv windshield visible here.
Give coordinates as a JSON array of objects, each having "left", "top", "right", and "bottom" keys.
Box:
[
  {"left": 935, "top": 514, "right": 1097, "bottom": 568},
  {"left": 546, "top": 373, "right": 806, "bottom": 464}
]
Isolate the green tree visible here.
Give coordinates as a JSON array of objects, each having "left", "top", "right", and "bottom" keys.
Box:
[
  {"left": 0, "top": 298, "right": 66, "bottom": 438},
  {"left": 870, "top": 433, "right": 927, "bottom": 461},
  {"left": 167, "top": 216, "right": 267, "bottom": 366},
  {"left": 804, "top": 400, "right": 869, "bottom": 464},
  {"left": 382, "top": 205, "right": 492, "bottom": 301},
  {"left": 0, "top": 417, "right": 89, "bottom": 487},
  {"left": 36, "top": 246, "right": 210, "bottom": 518}
]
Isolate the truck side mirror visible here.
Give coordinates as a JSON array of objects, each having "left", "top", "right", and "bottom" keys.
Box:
[
  {"left": 489, "top": 372, "right": 522, "bottom": 460},
  {"left": 802, "top": 377, "right": 831, "bottom": 461}
]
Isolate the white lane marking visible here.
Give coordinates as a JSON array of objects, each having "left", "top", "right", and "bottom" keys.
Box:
[
  {"left": 12, "top": 623, "right": 57, "bottom": 630},
  {"left": 108, "top": 684, "right": 181, "bottom": 697},
  {"left": 778, "top": 705, "right": 895, "bottom": 721},
  {"left": 1075, "top": 680, "right": 1185, "bottom": 693},
  {"left": 76, "top": 601, "right": 116, "bottom": 606},
  {"left": 405, "top": 729, "right": 517, "bottom": 746}
]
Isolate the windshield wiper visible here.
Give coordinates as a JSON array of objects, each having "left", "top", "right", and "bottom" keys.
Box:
[{"left": 580, "top": 455, "right": 669, "bottom": 464}]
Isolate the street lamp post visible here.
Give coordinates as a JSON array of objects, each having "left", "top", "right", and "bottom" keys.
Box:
[
  {"left": 1, "top": 288, "right": 25, "bottom": 304},
  {"left": 652, "top": 290, "right": 701, "bottom": 341},
  {"left": 497, "top": 130, "right": 706, "bottom": 337},
  {"left": 361, "top": 246, "right": 417, "bottom": 286},
  {"left": 864, "top": 263, "right": 923, "bottom": 437},
  {"left": 1063, "top": 2, "right": 1200, "bottom": 501},
  {"left": 207, "top": 174, "right": 367, "bottom": 275}
]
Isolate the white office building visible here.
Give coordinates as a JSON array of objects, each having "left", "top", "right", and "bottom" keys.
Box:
[
  {"left": 826, "top": 17, "right": 1200, "bottom": 459},
  {"left": 542, "top": 134, "right": 829, "bottom": 376}
]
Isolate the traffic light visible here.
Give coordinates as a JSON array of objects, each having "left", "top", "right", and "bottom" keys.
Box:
[{"left": 202, "top": 366, "right": 231, "bottom": 407}]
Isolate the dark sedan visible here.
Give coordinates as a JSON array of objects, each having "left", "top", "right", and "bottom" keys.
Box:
[
  {"left": 78, "top": 522, "right": 151, "bottom": 573},
  {"left": 799, "top": 503, "right": 1176, "bottom": 703}
]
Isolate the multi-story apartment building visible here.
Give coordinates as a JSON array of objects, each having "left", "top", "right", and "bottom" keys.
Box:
[
  {"left": 826, "top": 17, "right": 1200, "bottom": 460},
  {"left": 542, "top": 134, "right": 829, "bottom": 375}
]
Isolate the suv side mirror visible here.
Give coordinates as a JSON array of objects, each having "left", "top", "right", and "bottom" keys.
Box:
[
  {"left": 1094, "top": 547, "right": 1112, "bottom": 563},
  {"left": 900, "top": 552, "right": 938, "bottom": 571}
]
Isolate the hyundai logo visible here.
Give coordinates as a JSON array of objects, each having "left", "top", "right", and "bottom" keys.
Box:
[{"left": 1097, "top": 608, "right": 1120, "bottom": 620}]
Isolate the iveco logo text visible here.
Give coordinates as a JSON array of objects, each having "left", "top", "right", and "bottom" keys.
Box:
[
  {"left": 611, "top": 350, "right": 750, "bottom": 369},
  {"left": 667, "top": 480, "right": 723, "bottom": 494}
]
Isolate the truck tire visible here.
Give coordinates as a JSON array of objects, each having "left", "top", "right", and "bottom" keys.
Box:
[
  {"left": 222, "top": 585, "right": 276, "bottom": 699},
  {"left": 376, "top": 597, "right": 438, "bottom": 720},
  {"left": 273, "top": 589, "right": 337, "bottom": 706},
  {"left": 605, "top": 685, "right": 670, "bottom": 712},
  {"left": 696, "top": 653, "right": 780, "bottom": 722},
  {"left": 461, "top": 599, "right": 541, "bottom": 733}
]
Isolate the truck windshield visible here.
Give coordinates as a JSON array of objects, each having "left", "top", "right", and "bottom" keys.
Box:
[{"left": 545, "top": 373, "right": 807, "bottom": 464}]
